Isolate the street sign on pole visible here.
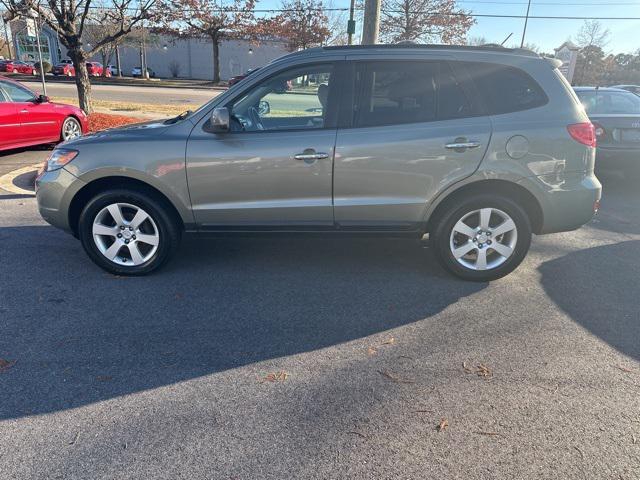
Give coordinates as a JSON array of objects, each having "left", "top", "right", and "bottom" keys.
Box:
[{"left": 26, "top": 17, "right": 36, "bottom": 37}]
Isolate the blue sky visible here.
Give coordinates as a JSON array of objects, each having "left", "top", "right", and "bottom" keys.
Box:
[{"left": 256, "top": 0, "right": 640, "bottom": 54}]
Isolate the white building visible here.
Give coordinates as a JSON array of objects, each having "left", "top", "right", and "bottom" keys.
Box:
[{"left": 8, "top": 20, "right": 288, "bottom": 81}]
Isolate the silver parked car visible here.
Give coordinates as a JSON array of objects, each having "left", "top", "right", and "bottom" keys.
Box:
[{"left": 36, "top": 45, "right": 601, "bottom": 281}]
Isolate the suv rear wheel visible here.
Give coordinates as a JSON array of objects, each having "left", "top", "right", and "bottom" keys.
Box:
[
  {"left": 78, "top": 189, "right": 181, "bottom": 275},
  {"left": 431, "top": 194, "right": 532, "bottom": 281}
]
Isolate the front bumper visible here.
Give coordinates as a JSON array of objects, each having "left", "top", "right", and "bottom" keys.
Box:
[
  {"left": 36, "top": 167, "right": 86, "bottom": 233},
  {"left": 518, "top": 171, "right": 602, "bottom": 235}
]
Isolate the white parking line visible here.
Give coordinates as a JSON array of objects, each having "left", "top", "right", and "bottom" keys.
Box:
[{"left": 0, "top": 164, "right": 41, "bottom": 196}]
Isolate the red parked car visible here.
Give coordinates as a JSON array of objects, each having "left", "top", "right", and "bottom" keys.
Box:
[
  {"left": 0, "top": 76, "right": 88, "bottom": 152},
  {"left": 228, "top": 68, "right": 260, "bottom": 86},
  {"left": 52, "top": 61, "right": 75, "bottom": 76},
  {"left": 52, "top": 61, "right": 111, "bottom": 77},
  {"left": 0, "top": 60, "right": 38, "bottom": 75},
  {"left": 86, "top": 62, "right": 109, "bottom": 76}
]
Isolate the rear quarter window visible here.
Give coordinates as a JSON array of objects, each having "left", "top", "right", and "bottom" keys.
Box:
[{"left": 465, "top": 62, "right": 548, "bottom": 115}]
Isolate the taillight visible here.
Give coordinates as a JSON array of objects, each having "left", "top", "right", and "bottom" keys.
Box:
[
  {"left": 592, "top": 122, "right": 605, "bottom": 138},
  {"left": 567, "top": 122, "right": 597, "bottom": 148}
]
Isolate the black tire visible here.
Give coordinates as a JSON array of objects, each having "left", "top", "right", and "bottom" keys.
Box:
[
  {"left": 431, "top": 194, "right": 532, "bottom": 281},
  {"left": 78, "top": 189, "right": 181, "bottom": 276}
]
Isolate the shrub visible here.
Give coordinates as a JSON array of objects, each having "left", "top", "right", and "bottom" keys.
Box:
[
  {"left": 34, "top": 61, "right": 52, "bottom": 73},
  {"left": 168, "top": 60, "right": 181, "bottom": 78},
  {"left": 87, "top": 113, "right": 139, "bottom": 133}
]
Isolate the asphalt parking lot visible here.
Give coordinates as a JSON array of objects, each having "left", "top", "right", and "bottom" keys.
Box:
[{"left": 1, "top": 148, "right": 639, "bottom": 479}]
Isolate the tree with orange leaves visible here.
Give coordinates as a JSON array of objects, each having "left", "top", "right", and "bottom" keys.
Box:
[{"left": 380, "top": 0, "right": 474, "bottom": 44}]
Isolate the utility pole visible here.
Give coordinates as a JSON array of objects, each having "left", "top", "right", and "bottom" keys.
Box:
[
  {"left": 361, "top": 0, "right": 380, "bottom": 45},
  {"left": 33, "top": 14, "right": 47, "bottom": 96},
  {"left": 347, "top": 0, "right": 356, "bottom": 45},
  {"left": 1, "top": 13, "right": 12, "bottom": 58},
  {"left": 520, "top": 0, "right": 532, "bottom": 48}
]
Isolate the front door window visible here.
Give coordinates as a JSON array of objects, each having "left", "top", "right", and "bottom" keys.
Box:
[{"left": 229, "top": 64, "right": 334, "bottom": 132}]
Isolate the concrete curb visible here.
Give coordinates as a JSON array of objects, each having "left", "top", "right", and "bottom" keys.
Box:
[{"left": 0, "top": 164, "right": 41, "bottom": 196}]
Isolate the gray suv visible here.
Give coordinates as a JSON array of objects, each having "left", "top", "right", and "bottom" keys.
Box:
[{"left": 36, "top": 45, "right": 601, "bottom": 281}]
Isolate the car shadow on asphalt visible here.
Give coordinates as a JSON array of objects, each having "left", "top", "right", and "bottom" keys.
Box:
[
  {"left": 590, "top": 172, "right": 640, "bottom": 235},
  {"left": 539, "top": 240, "right": 640, "bottom": 362},
  {"left": 0, "top": 227, "right": 487, "bottom": 420}
]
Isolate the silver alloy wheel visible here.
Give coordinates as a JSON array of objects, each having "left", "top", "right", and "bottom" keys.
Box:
[
  {"left": 449, "top": 207, "right": 518, "bottom": 271},
  {"left": 92, "top": 203, "right": 160, "bottom": 266},
  {"left": 62, "top": 118, "right": 81, "bottom": 140}
]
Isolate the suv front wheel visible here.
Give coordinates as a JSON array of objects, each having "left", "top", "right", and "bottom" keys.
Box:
[
  {"left": 78, "top": 189, "right": 181, "bottom": 275},
  {"left": 431, "top": 194, "right": 532, "bottom": 281}
]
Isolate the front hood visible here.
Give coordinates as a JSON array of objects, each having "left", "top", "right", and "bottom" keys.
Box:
[{"left": 63, "top": 118, "right": 170, "bottom": 147}]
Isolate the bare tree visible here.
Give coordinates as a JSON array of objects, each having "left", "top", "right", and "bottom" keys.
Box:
[
  {"left": 380, "top": 0, "right": 474, "bottom": 44},
  {"left": 575, "top": 20, "right": 610, "bottom": 49},
  {"left": 156, "top": 0, "right": 256, "bottom": 84},
  {"left": 324, "top": 0, "right": 349, "bottom": 45},
  {"left": 0, "top": 0, "right": 156, "bottom": 112},
  {"left": 466, "top": 35, "right": 488, "bottom": 46}
]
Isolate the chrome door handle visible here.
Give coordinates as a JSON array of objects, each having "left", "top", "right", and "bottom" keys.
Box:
[
  {"left": 294, "top": 151, "right": 329, "bottom": 160},
  {"left": 445, "top": 141, "right": 481, "bottom": 150}
]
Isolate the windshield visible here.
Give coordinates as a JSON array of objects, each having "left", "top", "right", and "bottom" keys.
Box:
[{"left": 577, "top": 90, "right": 640, "bottom": 114}]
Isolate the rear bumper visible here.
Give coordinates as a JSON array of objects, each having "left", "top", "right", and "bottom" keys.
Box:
[{"left": 518, "top": 171, "right": 602, "bottom": 234}]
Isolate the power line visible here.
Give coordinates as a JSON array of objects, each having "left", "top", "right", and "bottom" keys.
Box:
[{"left": 63, "top": 4, "right": 640, "bottom": 20}]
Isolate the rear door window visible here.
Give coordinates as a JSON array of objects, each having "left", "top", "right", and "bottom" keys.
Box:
[
  {"left": 465, "top": 62, "right": 548, "bottom": 114},
  {"left": 352, "top": 60, "right": 475, "bottom": 127}
]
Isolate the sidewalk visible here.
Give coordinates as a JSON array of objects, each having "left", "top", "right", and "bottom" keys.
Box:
[{"left": 8, "top": 73, "right": 228, "bottom": 91}]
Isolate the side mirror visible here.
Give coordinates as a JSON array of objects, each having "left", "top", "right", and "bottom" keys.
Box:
[
  {"left": 36, "top": 94, "right": 49, "bottom": 103},
  {"left": 209, "top": 107, "right": 230, "bottom": 132},
  {"left": 258, "top": 100, "right": 270, "bottom": 115}
]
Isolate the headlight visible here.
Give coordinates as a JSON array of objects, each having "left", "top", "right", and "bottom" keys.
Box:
[{"left": 44, "top": 149, "right": 79, "bottom": 172}]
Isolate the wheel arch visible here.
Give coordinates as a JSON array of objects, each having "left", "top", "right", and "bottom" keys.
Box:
[
  {"left": 425, "top": 179, "right": 544, "bottom": 235},
  {"left": 68, "top": 176, "right": 186, "bottom": 237}
]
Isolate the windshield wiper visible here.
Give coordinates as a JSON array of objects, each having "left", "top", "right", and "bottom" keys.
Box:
[{"left": 165, "top": 110, "right": 192, "bottom": 124}]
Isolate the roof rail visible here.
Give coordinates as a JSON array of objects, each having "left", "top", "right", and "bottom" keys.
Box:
[{"left": 322, "top": 43, "right": 541, "bottom": 57}]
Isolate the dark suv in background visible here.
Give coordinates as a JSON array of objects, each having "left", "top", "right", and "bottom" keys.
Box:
[{"left": 36, "top": 45, "right": 601, "bottom": 281}]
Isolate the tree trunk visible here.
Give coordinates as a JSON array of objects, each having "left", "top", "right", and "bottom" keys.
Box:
[
  {"left": 69, "top": 49, "right": 93, "bottom": 113},
  {"left": 212, "top": 36, "right": 220, "bottom": 84},
  {"left": 101, "top": 50, "right": 108, "bottom": 77},
  {"left": 116, "top": 46, "right": 122, "bottom": 77}
]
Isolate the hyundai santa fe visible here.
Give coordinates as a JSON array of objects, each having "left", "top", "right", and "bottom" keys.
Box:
[{"left": 35, "top": 45, "right": 602, "bottom": 281}]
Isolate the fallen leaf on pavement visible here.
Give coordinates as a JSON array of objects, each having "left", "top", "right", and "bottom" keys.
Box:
[
  {"left": 615, "top": 365, "right": 636, "bottom": 374},
  {"left": 367, "top": 346, "right": 377, "bottom": 356},
  {"left": 0, "top": 359, "right": 16, "bottom": 373},
  {"left": 68, "top": 431, "right": 80, "bottom": 445},
  {"left": 264, "top": 371, "right": 288, "bottom": 382},
  {"left": 463, "top": 362, "right": 492, "bottom": 377},
  {"left": 381, "top": 337, "right": 395, "bottom": 345},
  {"left": 378, "top": 369, "right": 415, "bottom": 384},
  {"left": 437, "top": 418, "right": 449, "bottom": 432}
]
